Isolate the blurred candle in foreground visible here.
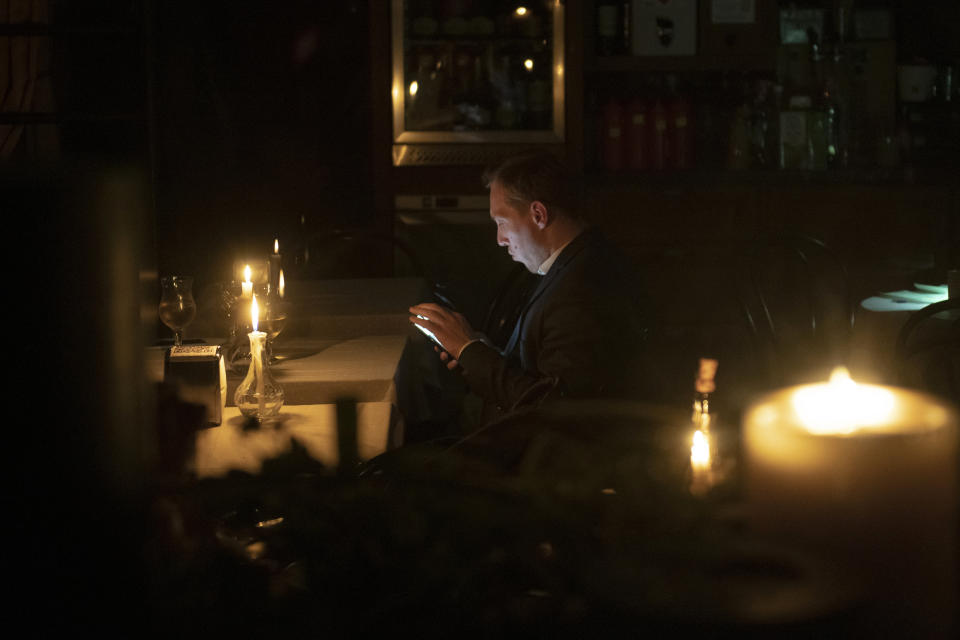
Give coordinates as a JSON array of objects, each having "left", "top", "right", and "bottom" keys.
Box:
[
  {"left": 278, "top": 270, "right": 285, "bottom": 299},
  {"left": 689, "top": 429, "right": 713, "bottom": 496},
  {"left": 241, "top": 264, "right": 253, "bottom": 298},
  {"left": 743, "top": 367, "right": 958, "bottom": 636}
]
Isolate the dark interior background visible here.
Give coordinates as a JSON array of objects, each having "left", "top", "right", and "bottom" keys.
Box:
[{"left": 153, "top": 0, "right": 374, "bottom": 283}]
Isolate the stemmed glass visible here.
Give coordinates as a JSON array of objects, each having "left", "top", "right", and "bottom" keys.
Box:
[
  {"left": 261, "top": 296, "right": 288, "bottom": 363},
  {"left": 159, "top": 276, "right": 197, "bottom": 346}
]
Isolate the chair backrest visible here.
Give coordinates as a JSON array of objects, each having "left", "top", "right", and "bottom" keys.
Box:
[
  {"left": 299, "top": 229, "right": 428, "bottom": 282},
  {"left": 734, "top": 232, "right": 854, "bottom": 386},
  {"left": 894, "top": 297, "right": 960, "bottom": 403}
]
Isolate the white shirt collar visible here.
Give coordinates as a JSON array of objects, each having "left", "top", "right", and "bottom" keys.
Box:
[{"left": 536, "top": 237, "right": 574, "bottom": 275}]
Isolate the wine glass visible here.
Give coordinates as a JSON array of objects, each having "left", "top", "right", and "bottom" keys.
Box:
[
  {"left": 261, "top": 297, "right": 288, "bottom": 363},
  {"left": 159, "top": 276, "right": 197, "bottom": 347}
]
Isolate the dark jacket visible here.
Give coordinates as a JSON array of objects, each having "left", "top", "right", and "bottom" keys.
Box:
[{"left": 457, "top": 227, "right": 650, "bottom": 419}]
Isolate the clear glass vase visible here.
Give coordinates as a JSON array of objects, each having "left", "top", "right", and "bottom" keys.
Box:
[{"left": 234, "top": 330, "right": 284, "bottom": 420}]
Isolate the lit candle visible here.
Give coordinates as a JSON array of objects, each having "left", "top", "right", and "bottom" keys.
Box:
[
  {"left": 689, "top": 429, "right": 713, "bottom": 496},
  {"left": 278, "top": 269, "right": 285, "bottom": 299},
  {"left": 241, "top": 264, "right": 253, "bottom": 299},
  {"left": 269, "top": 237, "right": 282, "bottom": 296},
  {"left": 250, "top": 294, "right": 265, "bottom": 416},
  {"left": 743, "top": 367, "right": 958, "bottom": 634}
]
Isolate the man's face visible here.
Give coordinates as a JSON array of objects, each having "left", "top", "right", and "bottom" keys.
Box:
[{"left": 489, "top": 180, "right": 548, "bottom": 274}]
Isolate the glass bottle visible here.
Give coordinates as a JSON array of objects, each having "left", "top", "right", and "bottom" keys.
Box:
[
  {"left": 749, "top": 77, "right": 777, "bottom": 168},
  {"left": 815, "top": 43, "right": 841, "bottom": 169},
  {"left": 601, "top": 93, "right": 625, "bottom": 171},
  {"left": 596, "top": 1, "right": 619, "bottom": 57},
  {"left": 692, "top": 358, "right": 719, "bottom": 433},
  {"left": 649, "top": 77, "right": 669, "bottom": 171},
  {"left": 689, "top": 358, "right": 719, "bottom": 496},
  {"left": 625, "top": 89, "right": 649, "bottom": 171},
  {"left": 727, "top": 104, "right": 751, "bottom": 170},
  {"left": 666, "top": 74, "right": 694, "bottom": 169},
  {"left": 234, "top": 326, "right": 284, "bottom": 420}
]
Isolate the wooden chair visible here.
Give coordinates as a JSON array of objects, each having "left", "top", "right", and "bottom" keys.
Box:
[
  {"left": 734, "top": 232, "right": 854, "bottom": 386},
  {"left": 894, "top": 297, "right": 960, "bottom": 403}
]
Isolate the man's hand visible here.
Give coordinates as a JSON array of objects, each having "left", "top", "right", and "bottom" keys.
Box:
[
  {"left": 435, "top": 346, "right": 459, "bottom": 371},
  {"left": 409, "top": 303, "right": 475, "bottom": 365}
]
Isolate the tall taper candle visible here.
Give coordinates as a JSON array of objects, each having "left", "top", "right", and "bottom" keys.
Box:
[
  {"left": 269, "top": 238, "right": 282, "bottom": 296},
  {"left": 251, "top": 294, "right": 265, "bottom": 415}
]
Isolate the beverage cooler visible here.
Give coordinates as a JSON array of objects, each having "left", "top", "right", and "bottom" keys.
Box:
[{"left": 390, "top": 0, "right": 566, "bottom": 166}]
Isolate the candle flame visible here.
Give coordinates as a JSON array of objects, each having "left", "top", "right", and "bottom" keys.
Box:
[
  {"left": 278, "top": 270, "right": 285, "bottom": 298},
  {"left": 251, "top": 294, "right": 259, "bottom": 332},
  {"left": 792, "top": 366, "right": 896, "bottom": 435},
  {"left": 244, "top": 264, "right": 252, "bottom": 283},
  {"left": 515, "top": 6, "right": 528, "bottom": 16},
  {"left": 409, "top": 80, "right": 418, "bottom": 97},
  {"left": 524, "top": 58, "right": 534, "bottom": 71},
  {"left": 274, "top": 238, "right": 279, "bottom": 254},
  {"left": 691, "top": 430, "right": 711, "bottom": 469}
]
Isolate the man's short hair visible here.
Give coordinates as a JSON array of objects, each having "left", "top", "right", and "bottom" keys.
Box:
[{"left": 483, "top": 150, "right": 580, "bottom": 218}]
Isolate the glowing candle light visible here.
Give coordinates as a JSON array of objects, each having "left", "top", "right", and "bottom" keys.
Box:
[
  {"left": 278, "top": 270, "right": 285, "bottom": 299},
  {"left": 269, "top": 238, "right": 282, "bottom": 296},
  {"left": 743, "top": 366, "right": 958, "bottom": 634},
  {"left": 241, "top": 264, "right": 253, "bottom": 298},
  {"left": 690, "top": 429, "right": 710, "bottom": 469},
  {"left": 515, "top": 6, "right": 528, "bottom": 16},
  {"left": 689, "top": 428, "right": 713, "bottom": 496},
  {"left": 524, "top": 58, "right": 534, "bottom": 71},
  {"left": 409, "top": 80, "right": 418, "bottom": 97}
]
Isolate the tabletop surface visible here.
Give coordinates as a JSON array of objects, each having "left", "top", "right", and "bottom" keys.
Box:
[
  {"left": 284, "top": 277, "right": 431, "bottom": 339},
  {"left": 226, "top": 334, "right": 409, "bottom": 405},
  {"left": 194, "top": 402, "right": 397, "bottom": 478}
]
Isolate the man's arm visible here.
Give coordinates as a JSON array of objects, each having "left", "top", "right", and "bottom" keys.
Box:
[{"left": 457, "top": 294, "right": 618, "bottom": 412}]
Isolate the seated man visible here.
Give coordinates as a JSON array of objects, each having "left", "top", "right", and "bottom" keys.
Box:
[{"left": 410, "top": 151, "right": 651, "bottom": 424}]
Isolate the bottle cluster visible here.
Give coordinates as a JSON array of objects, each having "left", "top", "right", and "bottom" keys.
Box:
[{"left": 598, "top": 76, "right": 694, "bottom": 172}]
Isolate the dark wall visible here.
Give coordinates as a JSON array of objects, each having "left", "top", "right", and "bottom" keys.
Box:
[{"left": 154, "top": 0, "right": 373, "bottom": 285}]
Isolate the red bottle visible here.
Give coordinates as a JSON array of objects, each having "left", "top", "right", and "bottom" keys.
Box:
[
  {"left": 625, "top": 96, "right": 649, "bottom": 171},
  {"left": 668, "top": 91, "right": 694, "bottom": 169},
  {"left": 601, "top": 95, "right": 625, "bottom": 171},
  {"left": 649, "top": 97, "right": 668, "bottom": 171}
]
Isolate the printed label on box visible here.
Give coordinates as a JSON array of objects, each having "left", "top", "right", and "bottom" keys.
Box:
[{"left": 170, "top": 345, "right": 220, "bottom": 358}]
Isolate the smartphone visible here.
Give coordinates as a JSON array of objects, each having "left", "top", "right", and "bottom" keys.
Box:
[{"left": 414, "top": 314, "right": 448, "bottom": 353}]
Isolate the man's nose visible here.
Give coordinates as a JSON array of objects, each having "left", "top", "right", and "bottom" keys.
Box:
[{"left": 496, "top": 230, "right": 508, "bottom": 246}]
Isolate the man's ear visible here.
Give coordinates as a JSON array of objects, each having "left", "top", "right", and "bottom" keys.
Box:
[{"left": 530, "top": 200, "right": 548, "bottom": 229}]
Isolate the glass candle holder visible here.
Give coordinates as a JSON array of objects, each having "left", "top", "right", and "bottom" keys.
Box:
[{"left": 234, "top": 330, "right": 284, "bottom": 420}]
